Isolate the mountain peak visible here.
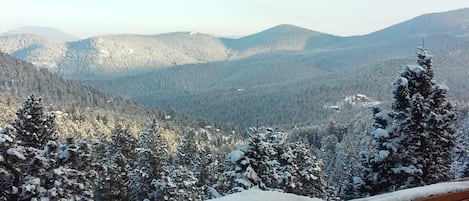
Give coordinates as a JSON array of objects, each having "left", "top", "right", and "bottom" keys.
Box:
[
  {"left": 1, "top": 26, "right": 78, "bottom": 41},
  {"left": 261, "top": 24, "right": 320, "bottom": 35}
]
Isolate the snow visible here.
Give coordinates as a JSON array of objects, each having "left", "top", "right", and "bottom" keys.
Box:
[
  {"left": 373, "top": 128, "right": 389, "bottom": 139},
  {"left": 351, "top": 180, "right": 469, "bottom": 201},
  {"left": 7, "top": 148, "right": 26, "bottom": 160},
  {"left": 228, "top": 149, "right": 245, "bottom": 163},
  {"left": 435, "top": 84, "right": 449, "bottom": 91},
  {"left": 378, "top": 150, "right": 390, "bottom": 160},
  {"left": 207, "top": 189, "right": 323, "bottom": 201},
  {"left": 406, "top": 65, "right": 424, "bottom": 75}
]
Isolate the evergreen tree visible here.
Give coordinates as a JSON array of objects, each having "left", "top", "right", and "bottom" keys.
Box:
[
  {"left": 154, "top": 165, "right": 205, "bottom": 201},
  {"left": 175, "top": 129, "right": 202, "bottom": 172},
  {"left": 127, "top": 119, "right": 169, "bottom": 201},
  {"left": 92, "top": 134, "right": 109, "bottom": 201},
  {"left": 219, "top": 128, "right": 325, "bottom": 198},
  {"left": 0, "top": 125, "right": 25, "bottom": 201},
  {"left": 13, "top": 95, "right": 57, "bottom": 149},
  {"left": 282, "top": 142, "right": 325, "bottom": 198},
  {"left": 359, "top": 47, "right": 457, "bottom": 195},
  {"left": 98, "top": 125, "right": 136, "bottom": 201}
]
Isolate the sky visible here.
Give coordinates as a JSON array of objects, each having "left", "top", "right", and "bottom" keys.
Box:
[{"left": 1, "top": 0, "right": 469, "bottom": 38}]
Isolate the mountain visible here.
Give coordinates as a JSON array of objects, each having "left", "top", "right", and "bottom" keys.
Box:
[
  {"left": 0, "top": 24, "right": 339, "bottom": 78},
  {"left": 0, "top": 34, "right": 67, "bottom": 71},
  {"left": 221, "top": 24, "right": 336, "bottom": 58},
  {"left": 1, "top": 26, "right": 78, "bottom": 41},
  {"left": 82, "top": 8, "right": 469, "bottom": 126},
  {"left": 57, "top": 33, "right": 229, "bottom": 78},
  {"left": 2, "top": 9, "right": 469, "bottom": 79},
  {"left": 4, "top": 8, "right": 469, "bottom": 126}
]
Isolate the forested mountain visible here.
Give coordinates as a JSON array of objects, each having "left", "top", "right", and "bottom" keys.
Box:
[
  {"left": 0, "top": 26, "right": 78, "bottom": 41},
  {"left": 87, "top": 39, "right": 469, "bottom": 127},
  {"left": 2, "top": 8, "right": 469, "bottom": 79},
  {"left": 0, "top": 51, "right": 242, "bottom": 150},
  {"left": 3, "top": 8, "right": 469, "bottom": 127}
]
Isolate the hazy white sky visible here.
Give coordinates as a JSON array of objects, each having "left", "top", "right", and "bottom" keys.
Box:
[{"left": 1, "top": 0, "right": 469, "bottom": 38}]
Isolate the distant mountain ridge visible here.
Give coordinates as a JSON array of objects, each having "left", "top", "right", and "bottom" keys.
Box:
[
  {"left": 0, "top": 24, "right": 337, "bottom": 78},
  {"left": 3, "top": 8, "right": 469, "bottom": 126},
  {"left": 1, "top": 26, "right": 79, "bottom": 41},
  {"left": 2, "top": 8, "right": 469, "bottom": 78}
]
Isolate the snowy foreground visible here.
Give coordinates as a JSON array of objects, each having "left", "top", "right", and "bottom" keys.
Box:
[
  {"left": 207, "top": 189, "right": 323, "bottom": 201},
  {"left": 351, "top": 180, "right": 469, "bottom": 201},
  {"left": 208, "top": 180, "right": 469, "bottom": 201}
]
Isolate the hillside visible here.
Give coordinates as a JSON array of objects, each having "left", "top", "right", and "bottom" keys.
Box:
[
  {"left": 3, "top": 8, "right": 469, "bottom": 127},
  {"left": 0, "top": 51, "right": 243, "bottom": 150},
  {"left": 0, "top": 24, "right": 342, "bottom": 78},
  {"left": 1, "top": 26, "right": 79, "bottom": 41}
]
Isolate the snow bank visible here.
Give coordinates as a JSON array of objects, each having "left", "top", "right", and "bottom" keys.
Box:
[
  {"left": 351, "top": 180, "right": 469, "bottom": 201},
  {"left": 207, "top": 189, "right": 323, "bottom": 201}
]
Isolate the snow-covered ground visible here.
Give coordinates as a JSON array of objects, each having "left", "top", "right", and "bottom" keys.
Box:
[
  {"left": 208, "top": 180, "right": 469, "bottom": 201},
  {"left": 351, "top": 180, "right": 469, "bottom": 201},
  {"left": 207, "top": 189, "right": 323, "bottom": 201}
]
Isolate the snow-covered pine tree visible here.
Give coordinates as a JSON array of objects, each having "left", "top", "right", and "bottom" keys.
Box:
[
  {"left": 46, "top": 138, "right": 96, "bottom": 200},
  {"left": 282, "top": 142, "right": 325, "bottom": 198},
  {"left": 92, "top": 134, "right": 109, "bottom": 201},
  {"left": 360, "top": 47, "right": 457, "bottom": 195},
  {"left": 127, "top": 119, "right": 169, "bottom": 201},
  {"left": 424, "top": 85, "right": 457, "bottom": 183},
  {"left": 197, "top": 146, "right": 221, "bottom": 192},
  {"left": 153, "top": 129, "right": 208, "bottom": 200},
  {"left": 98, "top": 125, "right": 136, "bottom": 201},
  {"left": 13, "top": 95, "right": 57, "bottom": 149},
  {"left": 2, "top": 95, "right": 98, "bottom": 200},
  {"left": 219, "top": 127, "right": 325, "bottom": 198},
  {"left": 452, "top": 110, "right": 469, "bottom": 179},
  {"left": 175, "top": 129, "right": 202, "bottom": 172},
  {"left": 221, "top": 128, "right": 275, "bottom": 193},
  {"left": 0, "top": 124, "right": 25, "bottom": 200},
  {"left": 154, "top": 165, "right": 205, "bottom": 201}
]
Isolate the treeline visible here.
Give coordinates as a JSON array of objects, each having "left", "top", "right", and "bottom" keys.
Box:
[
  {"left": 0, "top": 95, "right": 325, "bottom": 200},
  {"left": 86, "top": 41, "right": 469, "bottom": 127}
]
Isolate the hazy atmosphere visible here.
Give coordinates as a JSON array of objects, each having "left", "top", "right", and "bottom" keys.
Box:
[{"left": 2, "top": 0, "right": 469, "bottom": 37}]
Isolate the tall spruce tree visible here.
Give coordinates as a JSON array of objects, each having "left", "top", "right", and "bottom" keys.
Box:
[
  {"left": 1, "top": 95, "right": 97, "bottom": 200},
  {"left": 219, "top": 127, "right": 325, "bottom": 198},
  {"left": 13, "top": 95, "right": 57, "bottom": 149},
  {"left": 127, "top": 119, "right": 169, "bottom": 201},
  {"left": 359, "top": 47, "right": 457, "bottom": 195},
  {"left": 98, "top": 125, "right": 136, "bottom": 201},
  {"left": 0, "top": 124, "right": 25, "bottom": 200}
]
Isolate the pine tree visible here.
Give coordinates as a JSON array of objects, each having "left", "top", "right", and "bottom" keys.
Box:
[
  {"left": 282, "top": 142, "right": 325, "bottom": 198},
  {"left": 92, "top": 134, "right": 109, "bottom": 201},
  {"left": 175, "top": 129, "right": 202, "bottom": 172},
  {"left": 98, "top": 125, "right": 136, "bottom": 201},
  {"left": 154, "top": 165, "right": 205, "bottom": 201},
  {"left": 0, "top": 124, "right": 25, "bottom": 201},
  {"left": 360, "top": 47, "right": 457, "bottom": 195},
  {"left": 2, "top": 95, "right": 98, "bottom": 200},
  {"left": 219, "top": 128, "right": 325, "bottom": 198},
  {"left": 13, "top": 95, "right": 57, "bottom": 149},
  {"left": 127, "top": 119, "right": 169, "bottom": 201}
]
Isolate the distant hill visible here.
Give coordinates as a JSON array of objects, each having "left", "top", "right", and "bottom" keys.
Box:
[
  {"left": 84, "top": 8, "right": 469, "bottom": 126},
  {"left": 221, "top": 24, "right": 336, "bottom": 58},
  {"left": 4, "top": 8, "right": 469, "bottom": 126},
  {"left": 1, "top": 26, "right": 79, "bottom": 41},
  {"left": 0, "top": 24, "right": 342, "bottom": 78},
  {"left": 57, "top": 33, "right": 229, "bottom": 78},
  {"left": 0, "top": 34, "right": 66, "bottom": 71}
]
